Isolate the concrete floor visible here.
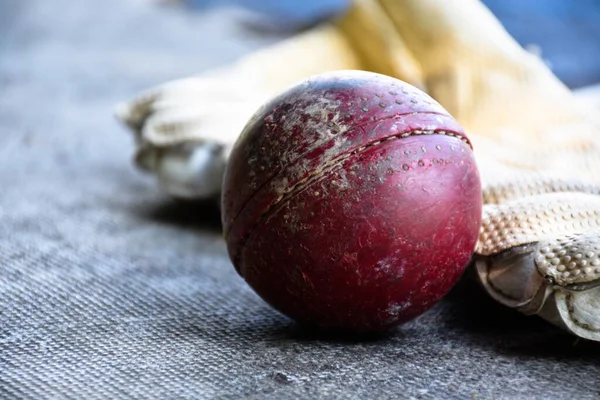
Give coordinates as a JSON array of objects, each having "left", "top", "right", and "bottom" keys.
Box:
[{"left": 1, "top": 0, "right": 599, "bottom": 398}]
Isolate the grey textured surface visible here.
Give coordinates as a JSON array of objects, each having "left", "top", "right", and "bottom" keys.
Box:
[{"left": 1, "top": 0, "right": 600, "bottom": 399}]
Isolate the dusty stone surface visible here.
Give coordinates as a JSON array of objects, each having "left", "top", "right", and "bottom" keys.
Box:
[{"left": 1, "top": 0, "right": 600, "bottom": 398}]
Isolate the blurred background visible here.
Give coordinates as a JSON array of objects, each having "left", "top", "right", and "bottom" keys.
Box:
[{"left": 179, "top": 0, "right": 600, "bottom": 88}]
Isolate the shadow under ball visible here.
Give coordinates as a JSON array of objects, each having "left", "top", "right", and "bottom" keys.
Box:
[{"left": 222, "top": 71, "right": 482, "bottom": 332}]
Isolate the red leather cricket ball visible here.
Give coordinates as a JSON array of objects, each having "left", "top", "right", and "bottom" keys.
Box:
[{"left": 222, "top": 70, "right": 482, "bottom": 332}]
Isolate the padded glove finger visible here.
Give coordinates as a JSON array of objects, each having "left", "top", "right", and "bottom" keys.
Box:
[{"left": 476, "top": 228, "right": 600, "bottom": 341}]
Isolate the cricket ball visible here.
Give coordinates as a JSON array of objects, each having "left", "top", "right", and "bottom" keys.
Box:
[{"left": 222, "top": 71, "right": 482, "bottom": 332}]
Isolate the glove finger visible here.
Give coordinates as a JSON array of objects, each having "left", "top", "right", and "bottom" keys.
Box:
[
  {"left": 133, "top": 105, "right": 252, "bottom": 199},
  {"left": 535, "top": 227, "right": 600, "bottom": 289},
  {"left": 476, "top": 228, "right": 600, "bottom": 341},
  {"left": 115, "top": 74, "right": 254, "bottom": 133},
  {"left": 135, "top": 142, "right": 227, "bottom": 200},
  {"left": 551, "top": 284, "right": 600, "bottom": 342},
  {"left": 115, "top": 88, "right": 162, "bottom": 132},
  {"left": 334, "top": 0, "right": 424, "bottom": 87},
  {"left": 140, "top": 103, "right": 256, "bottom": 148},
  {"left": 477, "top": 192, "right": 600, "bottom": 256}
]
